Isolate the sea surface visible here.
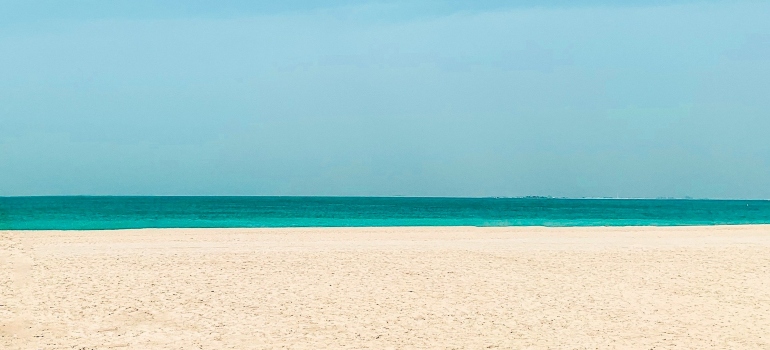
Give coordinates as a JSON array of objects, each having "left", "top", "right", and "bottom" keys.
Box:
[{"left": 2, "top": 196, "right": 770, "bottom": 230}]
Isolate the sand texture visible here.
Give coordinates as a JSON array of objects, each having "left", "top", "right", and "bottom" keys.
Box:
[{"left": 2, "top": 225, "right": 770, "bottom": 349}]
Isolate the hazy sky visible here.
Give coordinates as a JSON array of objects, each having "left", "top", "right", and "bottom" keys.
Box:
[{"left": 1, "top": 0, "right": 769, "bottom": 198}]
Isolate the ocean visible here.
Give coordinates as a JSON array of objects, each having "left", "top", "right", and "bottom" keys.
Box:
[{"left": 1, "top": 196, "right": 769, "bottom": 230}]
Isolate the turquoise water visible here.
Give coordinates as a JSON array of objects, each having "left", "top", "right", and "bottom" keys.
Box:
[
  {"left": 1, "top": 196, "right": 769, "bottom": 230},
  {"left": 0, "top": 197, "right": 770, "bottom": 230}
]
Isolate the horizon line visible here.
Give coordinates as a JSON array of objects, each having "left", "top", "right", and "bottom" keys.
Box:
[{"left": 1, "top": 195, "right": 769, "bottom": 201}]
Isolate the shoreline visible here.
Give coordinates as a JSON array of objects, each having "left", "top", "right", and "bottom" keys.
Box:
[
  {"left": 4, "top": 225, "right": 770, "bottom": 348},
  {"left": 5, "top": 222, "right": 770, "bottom": 232}
]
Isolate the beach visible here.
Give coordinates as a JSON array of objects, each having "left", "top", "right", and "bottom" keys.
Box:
[{"left": 3, "top": 225, "right": 770, "bottom": 349}]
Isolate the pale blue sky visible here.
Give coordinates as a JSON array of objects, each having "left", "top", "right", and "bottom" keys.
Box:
[{"left": 1, "top": 1, "right": 769, "bottom": 198}]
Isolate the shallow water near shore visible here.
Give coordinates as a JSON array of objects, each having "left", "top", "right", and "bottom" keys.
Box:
[{"left": 2, "top": 196, "right": 770, "bottom": 230}]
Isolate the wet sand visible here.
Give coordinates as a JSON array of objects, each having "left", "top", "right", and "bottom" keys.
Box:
[{"left": 2, "top": 225, "right": 770, "bottom": 349}]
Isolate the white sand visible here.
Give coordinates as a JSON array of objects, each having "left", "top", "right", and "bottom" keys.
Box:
[{"left": 2, "top": 225, "right": 770, "bottom": 349}]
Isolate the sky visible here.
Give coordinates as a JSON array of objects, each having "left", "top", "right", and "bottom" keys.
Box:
[{"left": 1, "top": 0, "right": 769, "bottom": 198}]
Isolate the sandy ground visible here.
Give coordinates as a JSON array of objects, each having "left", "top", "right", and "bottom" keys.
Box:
[{"left": 2, "top": 226, "right": 770, "bottom": 349}]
